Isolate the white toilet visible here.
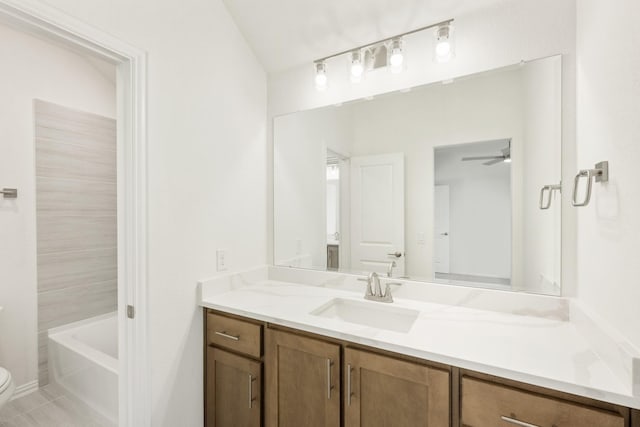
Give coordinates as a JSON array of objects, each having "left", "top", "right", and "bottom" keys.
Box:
[
  {"left": 0, "top": 366, "right": 14, "bottom": 410},
  {"left": 0, "top": 307, "right": 15, "bottom": 410}
]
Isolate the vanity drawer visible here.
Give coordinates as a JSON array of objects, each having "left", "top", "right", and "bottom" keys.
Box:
[
  {"left": 207, "top": 312, "right": 262, "bottom": 358},
  {"left": 461, "top": 377, "right": 625, "bottom": 427}
]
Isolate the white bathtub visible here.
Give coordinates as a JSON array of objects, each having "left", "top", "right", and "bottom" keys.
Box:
[{"left": 48, "top": 312, "right": 118, "bottom": 423}]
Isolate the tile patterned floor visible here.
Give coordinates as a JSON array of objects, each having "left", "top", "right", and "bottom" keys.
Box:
[{"left": 0, "top": 384, "right": 115, "bottom": 427}]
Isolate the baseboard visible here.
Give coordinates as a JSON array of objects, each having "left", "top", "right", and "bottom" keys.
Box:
[{"left": 10, "top": 380, "right": 38, "bottom": 400}]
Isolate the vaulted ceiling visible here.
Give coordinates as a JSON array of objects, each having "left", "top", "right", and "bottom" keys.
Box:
[{"left": 223, "top": 0, "right": 513, "bottom": 73}]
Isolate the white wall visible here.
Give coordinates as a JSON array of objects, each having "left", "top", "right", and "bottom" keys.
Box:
[
  {"left": 0, "top": 23, "right": 116, "bottom": 390},
  {"left": 32, "top": 0, "right": 268, "bottom": 425},
  {"left": 575, "top": 0, "right": 640, "bottom": 349},
  {"left": 267, "top": 0, "right": 577, "bottom": 295},
  {"left": 434, "top": 142, "right": 512, "bottom": 279}
]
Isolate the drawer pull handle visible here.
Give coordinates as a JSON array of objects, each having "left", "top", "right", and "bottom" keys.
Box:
[
  {"left": 501, "top": 416, "right": 540, "bottom": 427},
  {"left": 347, "top": 363, "right": 353, "bottom": 406},
  {"left": 248, "top": 374, "right": 256, "bottom": 409},
  {"left": 215, "top": 331, "right": 239, "bottom": 341},
  {"left": 326, "top": 359, "right": 334, "bottom": 400}
]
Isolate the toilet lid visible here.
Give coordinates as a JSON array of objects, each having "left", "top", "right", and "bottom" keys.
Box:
[{"left": 0, "top": 367, "right": 10, "bottom": 394}]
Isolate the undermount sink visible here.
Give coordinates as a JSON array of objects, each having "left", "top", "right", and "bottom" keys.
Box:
[{"left": 310, "top": 298, "right": 419, "bottom": 333}]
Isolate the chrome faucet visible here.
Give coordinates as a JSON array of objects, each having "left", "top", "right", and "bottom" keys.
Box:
[{"left": 358, "top": 272, "right": 402, "bottom": 303}]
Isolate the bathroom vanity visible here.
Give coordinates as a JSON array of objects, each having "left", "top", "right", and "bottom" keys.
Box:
[{"left": 199, "top": 268, "right": 640, "bottom": 427}]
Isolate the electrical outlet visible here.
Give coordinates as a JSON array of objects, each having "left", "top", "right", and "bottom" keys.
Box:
[{"left": 216, "top": 249, "right": 228, "bottom": 272}]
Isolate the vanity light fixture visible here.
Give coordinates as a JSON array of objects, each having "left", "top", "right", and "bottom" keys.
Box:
[
  {"left": 350, "top": 50, "right": 364, "bottom": 83},
  {"left": 312, "top": 18, "right": 454, "bottom": 91},
  {"left": 314, "top": 61, "right": 328, "bottom": 91},
  {"left": 434, "top": 22, "right": 455, "bottom": 63}
]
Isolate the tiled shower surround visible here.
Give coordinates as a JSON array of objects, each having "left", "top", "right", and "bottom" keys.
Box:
[{"left": 34, "top": 100, "right": 117, "bottom": 386}]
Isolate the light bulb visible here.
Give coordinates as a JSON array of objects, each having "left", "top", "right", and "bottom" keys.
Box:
[
  {"left": 350, "top": 50, "right": 364, "bottom": 83},
  {"left": 504, "top": 157, "right": 512, "bottom": 163},
  {"left": 436, "top": 41, "right": 451, "bottom": 58},
  {"left": 434, "top": 23, "right": 455, "bottom": 63},
  {"left": 314, "top": 61, "right": 327, "bottom": 91},
  {"left": 388, "top": 37, "right": 404, "bottom": 74},
  {"left": 315, "top": 73, "right": 327, "bottom": 88},
  {"left": 351, "top": 63, "right": 364, "bottom": 78},
  {"left": 390, "top": 51, "right": 404, "bottom": 67}
]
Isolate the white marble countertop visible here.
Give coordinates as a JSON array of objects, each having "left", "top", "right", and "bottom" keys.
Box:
[{"left": 199, "top": 267, "right": 640, "bottom": 410}]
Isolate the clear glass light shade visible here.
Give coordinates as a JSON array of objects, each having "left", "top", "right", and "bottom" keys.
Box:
[
  {"left": 350, "top": 50, "right": 364, "bottom": 83},
  {"left": 388, "top": 37, "right": 405, "bottom": 74},
  {"left": 314, "top": 61, "right": 328, "bottom": 91},
  {"left": 434, "top": 24, "right": 455, "bottom": 63}
]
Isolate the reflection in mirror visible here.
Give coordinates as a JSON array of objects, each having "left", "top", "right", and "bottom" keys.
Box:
[
  {"left": 433, "top": 140, "right": 512, "bottom": 289},
  {"left": 326, "top": 149, "right": 345, "bottom": 270},
  {"left": 274, "top": 55, "right": 562, "bottom": 295}
]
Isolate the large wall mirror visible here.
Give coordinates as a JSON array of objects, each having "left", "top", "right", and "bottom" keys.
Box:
[{"left": 274, "top": 55, "right": 562, "bottom": 295}]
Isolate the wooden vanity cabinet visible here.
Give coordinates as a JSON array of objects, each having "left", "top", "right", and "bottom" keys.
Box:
[
  {"left": 205, "top": 311, "right": 264, "bottom": 427},
  {"left": 265, "top": 328, "right": 341, "bottom": 427},
  {"left": 204, "top": 309, "right": 636, "bottom": 427},
  {"left": 344, "top": 348, "right": 450, "bottom": 426}
]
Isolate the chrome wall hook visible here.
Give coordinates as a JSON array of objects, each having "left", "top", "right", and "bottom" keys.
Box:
[
  {"left": 572, "top": 161, "right": 609, "bottom": 207},
  {"left": 539, "top": 183, "right": 562, "bottom": 210}
]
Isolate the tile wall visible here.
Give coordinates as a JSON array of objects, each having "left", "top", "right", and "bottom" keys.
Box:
[{"left": 34, "top": 100, "right": 117, "bottom": 385}]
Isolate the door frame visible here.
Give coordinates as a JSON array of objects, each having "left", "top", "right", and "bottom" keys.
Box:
[{"left": 0, "top": 1, "right": 149, "bottom": 426}]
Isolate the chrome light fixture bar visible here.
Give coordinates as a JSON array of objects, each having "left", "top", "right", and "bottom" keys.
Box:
[
  {"left": 313, "top": 19, "right": 454, "bottom": 64},
  {"left": 313, "top": 19, "right": 454, "bottom": 91}
]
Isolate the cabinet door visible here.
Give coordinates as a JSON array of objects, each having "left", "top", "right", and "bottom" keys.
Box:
[
  {"left": 265, "top": 329, "right": 341, "bottom": 427},
  {"left": 206, "top": 347, "right": 261, "bottom": 427},
  {"left": 344, "top": 348, "right": 450, "bottom": 427}
]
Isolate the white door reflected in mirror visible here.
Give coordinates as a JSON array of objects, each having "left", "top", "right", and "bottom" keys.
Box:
[{"left": 350, "top": 153, "right": 405, "bottom": 277}]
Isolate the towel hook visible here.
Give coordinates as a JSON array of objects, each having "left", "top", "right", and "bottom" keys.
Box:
[
  {"left": 539, "top": 183, "right": 562, "bottom": 210},
  {"left": 0, "top": 188, "right": 18, "bottom": 199},
  {"left": 571, "top": 161, "right": 608, "bottom": 207}
]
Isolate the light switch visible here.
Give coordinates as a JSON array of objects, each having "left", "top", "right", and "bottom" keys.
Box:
[
  {"left": 216, "top": 249, "right": 228, "bottom": 272},
  {"left": 417, "top": 232, "right": 426, "bottom": 245}
]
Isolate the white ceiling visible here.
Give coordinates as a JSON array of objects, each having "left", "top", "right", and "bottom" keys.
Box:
[{"left": 223, "top": 0, "right": 512, "bottom": 73}]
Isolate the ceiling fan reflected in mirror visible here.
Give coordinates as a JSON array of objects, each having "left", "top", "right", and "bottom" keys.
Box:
[{"left": 461, "top": 139, "right": 511, "bottom": 166}]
